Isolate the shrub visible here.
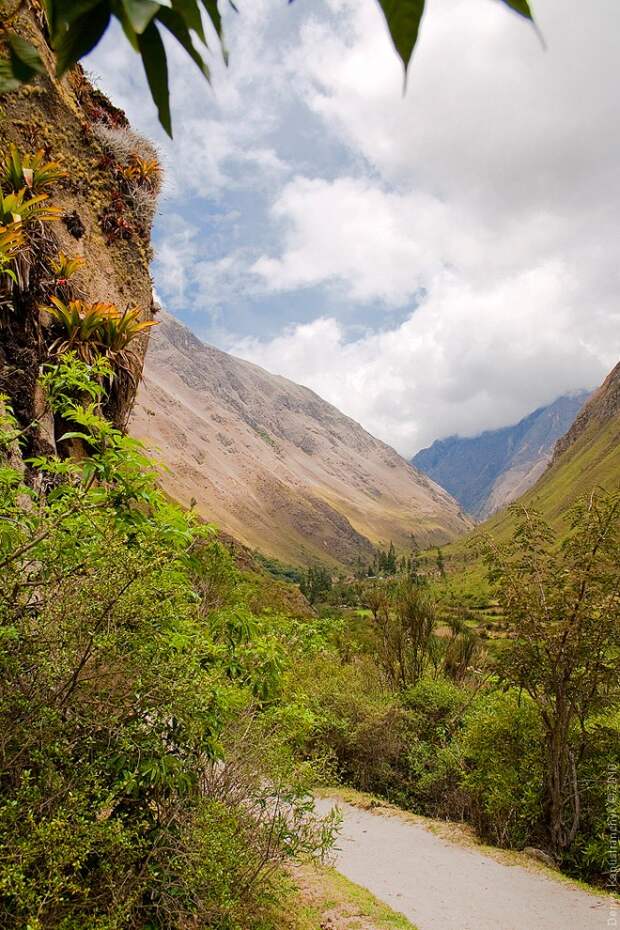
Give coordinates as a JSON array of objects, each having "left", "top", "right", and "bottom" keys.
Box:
[
  {"left": 564, "top": 713, "right": 620, "bottom": 880},
  {"left": 459, "top": 690, "right": 545, "bottom": 848},
  {"left": 295, "top": 650, "right": 410, "bottom": 794},
  {"left": 0, "top": 359, "right": 333, "bottom": 928},
  {"left": 399, "top": 677, "right": 471, "bottom": 817}
]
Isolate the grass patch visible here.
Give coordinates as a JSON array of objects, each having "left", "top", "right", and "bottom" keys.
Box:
[{"left": 279, "top": 863, "right": 418, "bottom": 930}]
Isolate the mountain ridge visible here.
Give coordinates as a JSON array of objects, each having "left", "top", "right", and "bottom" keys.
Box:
[
  {"left": 412, "top": 392, "right": 589, "bottom": 519},
  {"left": 131, "top": 312, "right": 472, "bottom": 566},
  {"left": 553, "top": 361, "right": 620, "bottom": 462}
]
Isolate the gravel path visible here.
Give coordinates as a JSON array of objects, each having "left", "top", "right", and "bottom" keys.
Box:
[{"left": 314, "top": 797, "right": 615, "bottom": 930}]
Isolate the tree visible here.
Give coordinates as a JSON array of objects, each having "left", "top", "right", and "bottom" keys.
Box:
[
  {"left": 300, "top": 564, "right": 332, "bottom": 605},
  {"left": 0, "top": 1, "right": 536, "bottom": 136},
  {"left": 385, "top": 540, "right": 397, "bottom": 574},
  {"left": 484, "top": 492, "right": 620, "bottom": 853},
  {"left": 364, "top": 581, "right": 388, "bottom": 621},
  {"left": 436, "top": 546, "right": 445, "bottom": 578},
  {"left": 373, "top": 575, "right": 438, "bottom": 689}
]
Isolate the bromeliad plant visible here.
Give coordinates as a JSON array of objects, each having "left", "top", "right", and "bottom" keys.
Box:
[
  {"left": 42, "top": 296, "right": 158, "bottom": 376},
  {"left": 121, "top": 154, "right": 161, "bottom": 191},
  {"left": 1, "top": 144, "right": 68, "bottom": 194},
  {"left": 96, "top": 305, "right": 158, "bottom": 378},
  {"left": 0, "top": 188, "right": 61, "bottom": 227},
  {"left": 49, "top": 250, "right": 86, "bottom": 284},
  {"left": 0, "top": 220, "right": 24, "bottom": 288}
]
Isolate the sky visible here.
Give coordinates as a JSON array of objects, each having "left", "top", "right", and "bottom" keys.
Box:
[{"left": 86, "top": 0, "right": 620, "bottom": 457}]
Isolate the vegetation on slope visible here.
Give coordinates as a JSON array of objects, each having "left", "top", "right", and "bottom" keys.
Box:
[
  {"left": 428, "top": 383, "right": 620, "bottom": 603},
  {"left": 289, "top": 512, "right": 620, "bottom": 882}
]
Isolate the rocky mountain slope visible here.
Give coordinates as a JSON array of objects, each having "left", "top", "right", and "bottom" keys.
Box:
[
  {"left": 553, "top": 361, "right": 620, "bottom": 461},
  {"left": 412, "top": 393, "right": 589, "bottom": 519},
  {"left": 131, "top": 312, "right": 471, "bottom": 566}
]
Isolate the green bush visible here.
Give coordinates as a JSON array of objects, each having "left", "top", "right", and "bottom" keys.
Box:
[
  {"left": 0, "top": 358, "right": 333, "bottom": 929},
  {"left": 563, "top": 714, "right": 620, "bottom": 880},
  {"left": 459, "top": 690, "right": 545, "bottom": 848},
  {"left": 400, "top": 677, "right": 471, "bottom": 818}
]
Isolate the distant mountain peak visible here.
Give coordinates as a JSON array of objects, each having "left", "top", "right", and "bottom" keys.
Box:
[{"left": 412, "top": 392, "right": 590, "bottom": 519}]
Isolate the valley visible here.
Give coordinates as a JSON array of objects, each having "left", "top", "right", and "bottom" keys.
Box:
[{"left": 0, "top": 4, "right": 618, "bottom": 930}]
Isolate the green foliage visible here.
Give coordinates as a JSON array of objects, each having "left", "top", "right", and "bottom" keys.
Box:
[
  {"left": 0, "top": 359, "right": 333, "bottom": 927},
  {"left": 374, "top": 576, "right": 439, "bottom": 688},
  {"left": 1, "top": 144, "right": 67, "bottom": 194},
  {"left": 0, "top": 188, "right": 60, "bottom": 226},
  {"left": 48, "top": 250, "right": 85, "bottom": 282},
  {"left": 484, "top": 492, "right": 620, "bottom": 852},
  {"left": 39, "top": 352, "right": 113, "bottom": 409},
  {"left": 42, "top": 297, "right": 157, "bottom": 374},
  {"left": 0, "top": 392, "right": 20, "bottom": 450},
  {"left": 300, "top": 564, "right": 332, "bottom": 605},
  {"left": 0, "top": 27, "right": 45, "bottom": 94},
  {"left": 0, "top": 220, "right": 23, "bottom": 290},
  {"left": 254, "top": 552, "right": 304, "bottom": 586},
  {"left": 1, "top": 1, "right": 536, "bottom": 136},
  {"left": 459, "top": 691, "right": 545, "bottom": 848}
]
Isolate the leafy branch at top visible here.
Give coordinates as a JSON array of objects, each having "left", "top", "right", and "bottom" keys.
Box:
[{"left": 0, "top": 0, "right": 536, "bottom": 137}]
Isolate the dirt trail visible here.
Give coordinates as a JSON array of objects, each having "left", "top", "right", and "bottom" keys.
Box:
[{"left": 314, "top": 798, "right": 615, "bottom": 930}]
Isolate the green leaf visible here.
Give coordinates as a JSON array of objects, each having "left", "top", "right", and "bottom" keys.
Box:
[
  {"left": 58, "top": 431, "right": 91, "bottom": 441},
  {"left": 171, "top": 0, "right": 205, "bottom": 42},
  {"left": 376, "top": 0, "right": 426, "bottom": 77},
  {"left": 7, "top": 34, "right": 45, "bottom": 82},
  {"left": 54, "top": 4, "right": 112, "bottom": 76},
  {"left": 120, "top": 0, "right": 161, "bottom": 34},
  {"left": 0, "top": 33, "right": 45, "bottom": 92},
  {"left": 157, "top": 8, "right": 210, "bottom": 79},
  {"left": 49, "top": 0, "right": 105, "bottom": 36},
  {"left": 498, "top": 0, "right": 533, "bottom": 19},
  {"left": 200, "top": 0, "right": 223, "bottom": 38},
  {"left": 0, "top": 59, "right": 21, "bottom": 95},
  {"left": 137, "top": 20, "right": 172, "bottom": 137}
]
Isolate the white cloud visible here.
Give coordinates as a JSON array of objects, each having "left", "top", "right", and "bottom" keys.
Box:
[
  {"left": 235, "top": 265, "right": 614, "bottom": 456},
  {"left": 89, "top": 0, "right": 620, "bottom": 454},
  {"left": 87, "top": 1, "right": 292, "bottom": 197},
  {"left": 237, "top": 0, "right": 620, "bottom": 451},
  {"left": 251, "top": 177, "right": 465, "bottom": 304}
]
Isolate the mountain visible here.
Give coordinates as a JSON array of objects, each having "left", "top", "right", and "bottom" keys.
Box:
[
  {"left": 130, "top": 313, "right": 471, "bottom": 567},
  {"left": 412, "top": 392, "right": 589, "bottom": 519},
  {"left": 441, "top": 360, "right": 620, "bottom": 589},
  {"left": 553, "top": 361, "right": 620, "bottom": 462}
]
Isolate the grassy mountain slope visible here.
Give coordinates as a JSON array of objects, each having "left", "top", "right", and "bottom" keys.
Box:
[
  {"left": 412, "top": 392, "right": 589, "bottom": 519},
  {"left": 440, "top": 362, "right": 620, "bottom": 588}
]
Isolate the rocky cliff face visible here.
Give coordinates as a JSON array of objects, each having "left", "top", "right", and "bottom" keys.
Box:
[
  {"left": 130, "top": 312, "right": 471, "bottom": 567},
  {"left": 0, "top": 7, "right": 156, "bottom": 458},
  {"left": 553, "top": 362, "right": 620, "bottom": 462},
  {"left": 412, "top": 392, "right": 589, "bottom": 519}
]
